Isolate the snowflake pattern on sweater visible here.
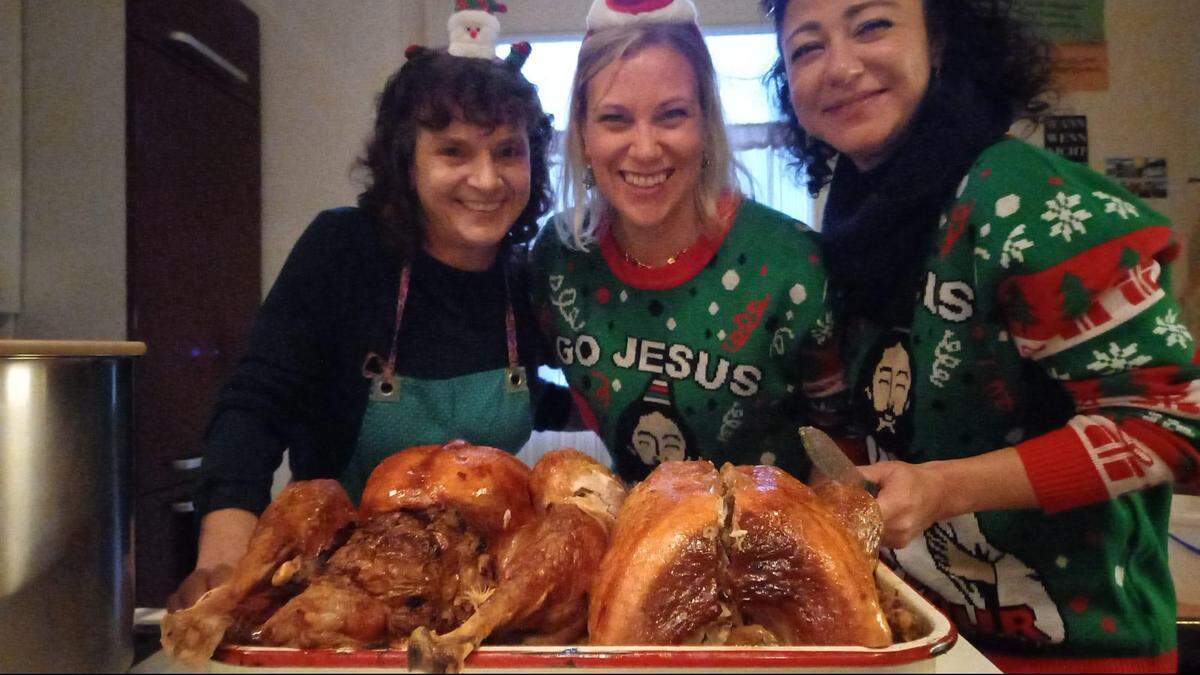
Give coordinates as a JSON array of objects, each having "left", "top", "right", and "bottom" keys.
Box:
[{"left": 849, "top": 139, "right": 1199, "bottom": 660}]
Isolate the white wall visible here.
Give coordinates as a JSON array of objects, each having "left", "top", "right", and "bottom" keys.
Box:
[
  {"left": 0, "top": 1, "right": 21, "bottom": 322},
  {"left": 16, "top": 0, "right": 126, "bottom": 340},
  {"left": 239, "top": 0, "right": 423, "bottom": 294},
  {"left": 1049, "top": 0, "right": 1200, "bottom": 239}
]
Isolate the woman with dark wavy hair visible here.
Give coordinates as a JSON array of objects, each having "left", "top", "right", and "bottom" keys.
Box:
[
  {"left": 763, "top": 0, "right": 1198, "bottom": 671},
  {"left": 168, "top": 38, "right": 572, "bottom": 612}
]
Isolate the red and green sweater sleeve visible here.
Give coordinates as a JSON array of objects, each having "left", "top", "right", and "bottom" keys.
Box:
[{"left": 969, "top": 140, "right": 1200, "bottom": 513}]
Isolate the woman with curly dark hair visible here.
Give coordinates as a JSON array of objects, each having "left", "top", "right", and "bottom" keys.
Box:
[
  {"left": 168, "top": 33, "right": 573, "bottom": 612},
  {"left": 763, "top": 0, "right": 1198, "bottom": 671}
]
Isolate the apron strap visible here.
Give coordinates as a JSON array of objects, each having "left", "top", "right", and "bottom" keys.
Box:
[{"left": 363, "top": 259, "right": 523, "bottom": 384}]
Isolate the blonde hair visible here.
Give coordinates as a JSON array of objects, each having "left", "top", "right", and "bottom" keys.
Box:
[{"left": 556, "top": 23, "right": 739, "bottom": 250}]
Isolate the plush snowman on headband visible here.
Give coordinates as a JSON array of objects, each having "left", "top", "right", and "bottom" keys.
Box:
[
  {"left": 448, "top": 0, "right": 509, "bottom": 58},
  {"left": 585, "top": 0, "right": 699, "bottom": 31}
]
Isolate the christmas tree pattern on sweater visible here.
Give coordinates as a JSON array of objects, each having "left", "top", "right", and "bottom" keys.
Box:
[{"left": 848, "top": 138, "right": 1199, "bottom": 660}]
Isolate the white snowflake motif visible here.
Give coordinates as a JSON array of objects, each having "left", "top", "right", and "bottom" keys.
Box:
[
  {"left": 1000, "top": 224, "right": 1034, "bottom": 269},
  {"left": 930, "top": 330, "right": 963, "bottom": 389},
  {"left": 975, "top": 223, "right": 992, "bottom": 261},
  {"left": 771, "top": 326, "right": 796, "bottom": 356},
  {"left": 1152, "top": 309, "right": 1193, "bottom": 349},
  {"left": 1092, "top": 191, "right": 1139, "bottom": 220},
  {"left": 810, "top": 311, "right": 834, "bottom": 346},
  {"left": 718, "top": 402, "right": 745, "bottom": 443},
  {"left": 1041, "top": 192, "right": 1093, "bottom": 243},
  {"left": 1086, "top": 341, "right": 1153, "bottom": 375}
]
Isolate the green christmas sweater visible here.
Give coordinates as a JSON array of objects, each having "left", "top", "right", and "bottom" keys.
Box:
[
  {"left": 847, "top": 138, "right": 1199, "bottom": 664},
  {"left": 530, "top": 195, "right": 842, "bottom": 482}
]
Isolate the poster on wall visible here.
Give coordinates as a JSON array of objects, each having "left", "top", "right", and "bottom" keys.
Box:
[
  {"left": 1011, "top": 0, "right": 1108, "bottom": 91},
  {"left": 1044, "top": 115, "right": 1088, "bottom": 163},
  {"left": 1105, "top": 157, "right": 1168, "bottom": 200}
]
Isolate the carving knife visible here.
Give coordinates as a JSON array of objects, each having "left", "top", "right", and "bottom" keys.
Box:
[{"left": 798, "top": 426, "right": 880, "bottom": 497}]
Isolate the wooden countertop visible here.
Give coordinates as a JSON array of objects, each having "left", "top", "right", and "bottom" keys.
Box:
[{"left": 0, "top": 339, "right": 147, "bottom": 357}]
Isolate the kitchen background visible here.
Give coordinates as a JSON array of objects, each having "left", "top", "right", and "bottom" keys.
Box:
[
  {"left": 2, "top": 0, "right": 1197, "bottom": 342},
  {"left": 0, "top": 0, "right": 1198, "bottom": 635}
]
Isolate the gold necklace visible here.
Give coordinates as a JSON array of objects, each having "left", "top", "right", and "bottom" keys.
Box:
[{"left": 621, "top": 240, "right": 696, "bottom": 269}]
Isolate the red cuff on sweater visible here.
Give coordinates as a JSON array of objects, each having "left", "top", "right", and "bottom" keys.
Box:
[{"left": 1016, "top": 425, "right": 1110, "bottom": 514}]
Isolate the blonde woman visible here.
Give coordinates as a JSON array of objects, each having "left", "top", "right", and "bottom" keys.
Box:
[{"left": 531, "top": 0, "right": 841, "bottom": 482}]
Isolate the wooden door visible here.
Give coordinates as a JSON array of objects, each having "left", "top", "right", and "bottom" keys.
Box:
[{"left": 126, "top": 0, "right": 260, "bottom": 607}]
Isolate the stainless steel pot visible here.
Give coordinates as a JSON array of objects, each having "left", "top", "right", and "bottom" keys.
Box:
[{"left": 0, "top": 340, "right": 145, "bottom": 673}]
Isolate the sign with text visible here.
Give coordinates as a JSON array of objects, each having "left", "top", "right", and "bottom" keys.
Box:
[{"left": 1044, "top": 116, "right": 1089, "bottom": 164}]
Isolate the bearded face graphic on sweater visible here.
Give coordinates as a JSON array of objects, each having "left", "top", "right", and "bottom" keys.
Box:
[{"left": 867, "top": 342, "right": 913, "bottom": 433}]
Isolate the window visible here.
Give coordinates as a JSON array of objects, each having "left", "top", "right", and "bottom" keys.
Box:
[{"left": 501, "top": 31, "right": 813, "bottom": 226}]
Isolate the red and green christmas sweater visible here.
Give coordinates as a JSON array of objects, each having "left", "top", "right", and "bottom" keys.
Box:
[
  {"left": 530, "top": 194, "right": 843, "bottom": 482},
  {"left": 847, "top": 137, "right": 1199, "bottom": 667}
]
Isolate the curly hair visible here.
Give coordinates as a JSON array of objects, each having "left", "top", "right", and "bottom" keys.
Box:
[
  {"left": 760, "top": 0, "right": 1052, "bottom": 195},
  {"left": 356, "top": 49, "right": 554, "bottom": 261}
]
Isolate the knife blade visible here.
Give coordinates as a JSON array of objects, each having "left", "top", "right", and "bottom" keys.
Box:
[{"left": 798, "top": 426, "right": 879, "bottom": 497}]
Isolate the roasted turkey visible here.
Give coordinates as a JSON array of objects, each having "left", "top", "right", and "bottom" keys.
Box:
[
  {"left": 161, "top": 441, "right": 533, "bottom": 660},
  {"left": 588, "top": 460, "right": 892, "bottom": 648},
  {"left": 407, "top": 449, "right": 626, "bottom": 673},
  {"left": 160, "top": 479, "right": 357, "bottom": 663},
  {"left": 164, "top": 448, "right": 900, "bottom": 667},
  {"left": 161, "top": 442, "right": 624, "bottom": 668}
]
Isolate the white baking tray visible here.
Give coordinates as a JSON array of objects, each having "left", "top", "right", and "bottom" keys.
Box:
[{"left": 212, "top": 565, "right": 957, "bottom": 673}]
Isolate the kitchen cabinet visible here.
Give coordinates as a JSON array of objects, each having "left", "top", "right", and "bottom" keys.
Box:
[{"left": 126, "top": 0, "right": 261, "bottom": 608}]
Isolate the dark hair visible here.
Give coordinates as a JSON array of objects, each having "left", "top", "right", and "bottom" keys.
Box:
[
  {"left": 356, "top": 48, "right": 554, "bottom": 261},
  {"left": 761, "top": 0, "right": 1052, "bottom": 195},
  {"left": 612, "top": 379, "right": 697, "bottom": 482}
]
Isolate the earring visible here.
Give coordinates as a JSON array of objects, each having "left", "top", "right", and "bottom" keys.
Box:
[{"left": 583, "top": 166, "right": 596, "bottom": 189}]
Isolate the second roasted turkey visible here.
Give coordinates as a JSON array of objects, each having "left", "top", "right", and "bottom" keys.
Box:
[{"left": 588, "top": 460, "right": 893, "bottom": 648}]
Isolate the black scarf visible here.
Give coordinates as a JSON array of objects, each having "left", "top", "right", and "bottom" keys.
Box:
[{"left": 820, "top": 74, "right": 1013, "bottom": 324}]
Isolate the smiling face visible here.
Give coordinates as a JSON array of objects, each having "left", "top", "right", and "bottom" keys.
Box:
[
  {"left": 780, "top": 0, "right": 936, "bottom": 171},
  {"left": 581, "top": 44, "right": 705, "bottom": 238},
  {"left": 413, "top": 119, "right": 531, "bottom": 271}
]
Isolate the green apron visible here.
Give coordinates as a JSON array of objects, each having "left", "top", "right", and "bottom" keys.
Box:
[{"left": 340, "top": 263, "right": 532, "bottom": 501}]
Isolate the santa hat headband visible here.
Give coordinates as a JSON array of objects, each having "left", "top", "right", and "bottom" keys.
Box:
[
  {"left": 456, "top": 0, "right": 507, "bottom": 12},
  {"left": 586, "top": 0, "right": 700, "bottom": 34},
  {"left": 405, "top": 0, "right": 530, "bottom": 69}
]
